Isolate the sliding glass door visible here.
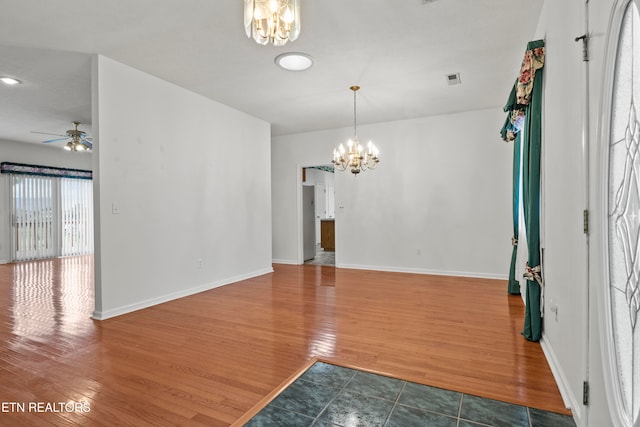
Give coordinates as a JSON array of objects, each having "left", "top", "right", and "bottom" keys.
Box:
[
  {"left": 10, "top": 175, "right": 93, "bottom": 261},
  {"left": 12, "top": 175, "right": 55, "bottom": 260},
  {"left": 60, "top": 178, "right": 93, "bottom": 257}
]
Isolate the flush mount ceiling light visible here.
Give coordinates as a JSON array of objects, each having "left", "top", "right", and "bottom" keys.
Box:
[
  {"left": 245, "top": 0, "right": 301, "bottom": 46},
  {"left": 274, "top": 52, "right": 313, "bottom": 71},
  {"left": 0, "top": 76, "right": 21, "bottom": 85}
]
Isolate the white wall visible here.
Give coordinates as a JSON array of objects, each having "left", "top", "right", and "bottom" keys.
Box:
[
  {"left": 531, "top": 0, "right": 588, "bottom": 423},
  {"left": 272, "top": 108, "right": 513, "bottom": 279},
  {"left": 533, "top": 0, "right": 616, "bottom": 425},
  {"left": 92, "top": 55, "right": 272, "bottom": 319},
  {"left": 0, "top": 139, "right": 92, "bottom": 263}
]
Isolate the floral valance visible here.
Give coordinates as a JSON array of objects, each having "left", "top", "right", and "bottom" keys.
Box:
[
  {"left": 0, "top": 162, "right": 92, "bottom": 180},
  {"left": 500, "top": 39, "right": 545, "bottom": 142},
  {"left": 517, "top": 41, "right": 545, "bottom": 106}
]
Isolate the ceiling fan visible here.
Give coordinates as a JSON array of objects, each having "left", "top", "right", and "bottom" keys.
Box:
[{"left": 32, "top": 121, "right": 93, "bottom": 151}]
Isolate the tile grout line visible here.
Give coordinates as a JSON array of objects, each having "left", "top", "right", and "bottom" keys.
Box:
[
  {"left": 457, "top": 394, "right": 495, "bottom": 427},
  {"left": 456, "top": 394, "right": 464, "bottom": 427},
  {"left": 310, "top": 369, "right": 358, "bottom": 426},
  {"left": 381, "top": 380, "right": 407, "bottom": 427}
]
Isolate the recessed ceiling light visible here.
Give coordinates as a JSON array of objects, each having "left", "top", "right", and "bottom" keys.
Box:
[
  {"left": 274, "top": 53, "right": 313, "bottom": 71},
  {"left": 0, "top": 77, "right": 21, "bottom": 85}
]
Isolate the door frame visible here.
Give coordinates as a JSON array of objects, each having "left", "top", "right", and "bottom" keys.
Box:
[{"left": 296, "top": 164, "right": 336, "bottom": 265}]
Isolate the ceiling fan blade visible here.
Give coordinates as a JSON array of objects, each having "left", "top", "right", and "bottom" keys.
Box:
[
  {"left": 82, "top": 141, "right": 93, "bottom": 149},
  {"left": 42, "top": 137, "right": 69, "bottom": 143},
  {"left": 31, "top": 131, "right": 68, "bottom": 137}
]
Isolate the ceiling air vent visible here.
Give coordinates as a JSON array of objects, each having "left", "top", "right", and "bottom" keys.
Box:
[{"left": 446, "top": 73, "right": 461, "bottom": 85}]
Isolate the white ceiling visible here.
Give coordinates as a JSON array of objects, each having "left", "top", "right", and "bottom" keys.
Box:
[{"left": 0, "top": 0, "right": 542, "bottom": 147}]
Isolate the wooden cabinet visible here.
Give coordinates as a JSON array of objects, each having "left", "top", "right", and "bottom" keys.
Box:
[{"left": 320, "top": 219, "right": 335, "bottom": 251}]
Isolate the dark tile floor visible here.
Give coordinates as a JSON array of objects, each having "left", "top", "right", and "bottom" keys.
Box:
[{"left": 245, "top": 362, "right": 575, "bottom": 427}]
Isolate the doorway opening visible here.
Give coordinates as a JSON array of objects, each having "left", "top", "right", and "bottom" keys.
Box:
[{"left": 301, "top": 166, "right": 335, "bottom": 266}]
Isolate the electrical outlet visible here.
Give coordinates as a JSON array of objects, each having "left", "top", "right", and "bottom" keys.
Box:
[
  {"left": 196, "top": 258, "right": 203, "bottom": 269},
  {"left": 111, "top": 203, "right": 120, "bottom": 214}
]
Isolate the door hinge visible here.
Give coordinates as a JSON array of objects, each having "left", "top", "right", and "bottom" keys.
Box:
[
  {"left": 583, "top": 210, "right": 589, "bottom": 234},
  {"left": 575, "top": 34, "right": 589, "bottom": 62},
  {"left": 583, "top": 381, "right": 589, "bottom": 406}
]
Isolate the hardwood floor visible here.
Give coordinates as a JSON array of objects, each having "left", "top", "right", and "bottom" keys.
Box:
[{"left": 0, "top": 256, "right": 570, "bottom": 426}]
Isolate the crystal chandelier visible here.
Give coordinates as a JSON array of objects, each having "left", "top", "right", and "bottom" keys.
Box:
[
  {"left": 332, "top": 86, "right": 380, "bottom": 175},
  {"left": 244, "top": 0, "right": 301, "bottom": 46}
]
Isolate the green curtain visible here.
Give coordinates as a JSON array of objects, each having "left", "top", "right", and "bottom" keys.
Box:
[
  {"left": 521, "top": 40, "right": 545, "bottom": 341},
  {"left": 508, "top": 133, "right": 521, "bottom": 295},
  {"left": 501, "top": 83, "right": 524, "bottom": 295},
  {"left": 500, "top": 40, "right": 545, "bottom": 341}
]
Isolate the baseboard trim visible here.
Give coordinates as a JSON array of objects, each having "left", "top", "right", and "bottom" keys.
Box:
[
  {"left": 336, "top": 263, "right": 508, "bottom": 281},
  {"left": 540, "top": 335, "right": 581, "bottom": 425},
  {"left": 270, "top": 260, "right": 508, "bottom": 281},
  {"left": 272, "top": 258, "right": 299, "bottom": 265},
  {"left": 92, "top": 267, "right": 274, "bottom": 320}
]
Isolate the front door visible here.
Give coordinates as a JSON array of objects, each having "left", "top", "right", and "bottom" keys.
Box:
[{"left": 594, "top": 1, "right": 640, "bottom": 425}]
